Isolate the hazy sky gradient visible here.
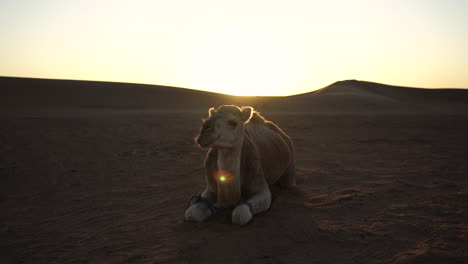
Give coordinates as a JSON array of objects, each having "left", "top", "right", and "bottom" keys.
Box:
[{"left": 1, "top": 0, "right": 467, "bottom": 95}]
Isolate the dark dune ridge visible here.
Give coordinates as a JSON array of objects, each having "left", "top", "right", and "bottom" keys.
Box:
[
  {"left": 1, "top": 76, "right": 468, "bottom": 113},
  {"left": 1, "top": 76, "right": 468, "bottom": 263},
  {"left": 280, "top": 80, "right": 468, "bottom": 113},
  {"left": 0, "top": 76, "right": 241, "bottom": 110}
]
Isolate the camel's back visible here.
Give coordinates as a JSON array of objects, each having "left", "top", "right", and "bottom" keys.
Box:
[{"left": 243, "top": 113, "right": 293, "bottom": 184}]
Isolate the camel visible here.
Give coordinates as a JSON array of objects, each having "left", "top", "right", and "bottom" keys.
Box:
[{"left": 185, "top": 105, "right": 295, "bottom": 225}]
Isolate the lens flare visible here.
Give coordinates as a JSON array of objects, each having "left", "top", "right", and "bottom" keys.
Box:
[{"left": 213, "top": 169, "right": 233, "bottom": 184}]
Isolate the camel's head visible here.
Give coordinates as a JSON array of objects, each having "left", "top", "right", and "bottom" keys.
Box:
[{"left": 196, "top": 105, "right": 253, "bottom": 149}]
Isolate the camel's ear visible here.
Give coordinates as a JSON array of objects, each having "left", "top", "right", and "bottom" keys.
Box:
[
  {"left": 241, "top": 107, "right": 253, "bottom": 122},
  {"left": 208, "top": 107, "right": 216, "bottom": 117}
]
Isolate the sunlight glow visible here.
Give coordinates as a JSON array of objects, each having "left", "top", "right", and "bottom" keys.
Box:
[{"left": 181, "top": 23, "right": 303, "bottom": 96}]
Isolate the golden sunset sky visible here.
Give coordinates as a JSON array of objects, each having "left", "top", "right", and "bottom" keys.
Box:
[{"left": 1, "top": 0, "right": 467, "bottom": 95}]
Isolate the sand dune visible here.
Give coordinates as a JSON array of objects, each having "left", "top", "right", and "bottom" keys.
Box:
[
  {"left": 2, "top": 77, "right": 468, "bottom": 113},
  {"left": 282, "top": 80, "right": 468, "bottom": 113},
  {"left": 1, "top": 76, "right": 467, "bottom": 263},
  {"left": 315, "top": 80, "right": 468, "bottom": 102},
  {"left": 0, "top": 77, "right": 269, "bottom": 110}
]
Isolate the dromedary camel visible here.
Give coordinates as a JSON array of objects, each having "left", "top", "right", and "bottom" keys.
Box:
[{"left": 185, "top": 105, "right": 295, "bottom": 225}]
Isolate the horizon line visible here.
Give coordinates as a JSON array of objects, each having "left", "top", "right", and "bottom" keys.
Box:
[{"left": 1, "top": 75, "right": 467, "bottom": 98}]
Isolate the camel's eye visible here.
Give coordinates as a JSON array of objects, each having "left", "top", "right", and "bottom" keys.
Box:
[{"left": 228, "top": 120, "right": 237, "bottom": 128}]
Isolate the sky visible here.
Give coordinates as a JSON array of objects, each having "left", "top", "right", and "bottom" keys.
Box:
[{"left": 1, "top": 0, "right": 467, "bottom": 96}]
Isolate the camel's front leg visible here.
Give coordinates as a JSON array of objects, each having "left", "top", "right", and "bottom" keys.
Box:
[
  {"left": 185, "top": 202, "right": 212, "bottom": 222},
  {"left": 232, "top": 187, "right": 271, "bottom": 225},
  {"left": 185, "top": 189, "right": 216, "bottom": 222}
]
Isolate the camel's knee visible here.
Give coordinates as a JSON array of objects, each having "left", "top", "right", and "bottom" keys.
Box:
[
  {"left": 185, "top": 202, "right": 212, "bottom": 222},
  {"left": 232, "top": 204, "right": 253, "bottom": 225}
]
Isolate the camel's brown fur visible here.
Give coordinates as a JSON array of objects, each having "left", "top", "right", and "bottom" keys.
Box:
[{"left": 187, "top": 105, "right": 295, "bottom": 224}]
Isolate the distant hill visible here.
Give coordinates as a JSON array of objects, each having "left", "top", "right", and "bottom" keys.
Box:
[
  {"left": 1, "top": 77, "right": 467, "bottom": 114},
  {"left": 314, "top": 80, "right": 468, "bottom": 103},
  {"left": 276, "top": 80, "right": 468, "bottom": 113},
  {"left": 0, "top": 76, "right": 271, "bottom": 110}
]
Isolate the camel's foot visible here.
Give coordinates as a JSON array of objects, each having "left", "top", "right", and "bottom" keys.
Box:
[
  {"left": 232, "top": 204, "right": 253, "bottom": 225},
  {"left": 185, "top": 202, "right": 212, "bottom": 222}
]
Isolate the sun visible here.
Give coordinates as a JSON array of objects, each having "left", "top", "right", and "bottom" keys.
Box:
[{"left": 182, "top": 23, "right": 301, "bottom": 96}]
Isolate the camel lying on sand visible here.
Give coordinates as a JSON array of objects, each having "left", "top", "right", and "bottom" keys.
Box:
[{"left": 185, "top": 105, "right": 295, "bottom": 225}]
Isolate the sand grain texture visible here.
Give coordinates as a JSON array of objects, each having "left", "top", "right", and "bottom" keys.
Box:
[{"left": 1, "top": 77, "right": 468, "bottom": 263}]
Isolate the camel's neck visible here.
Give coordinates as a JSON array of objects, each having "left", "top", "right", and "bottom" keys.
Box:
[{"left": 216, "top": 139, "right": 243, "bottom": 207}]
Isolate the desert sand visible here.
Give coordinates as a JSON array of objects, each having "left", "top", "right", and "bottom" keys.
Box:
[{"left": 1, "top": 77, "right": 467, "bottom": 263}]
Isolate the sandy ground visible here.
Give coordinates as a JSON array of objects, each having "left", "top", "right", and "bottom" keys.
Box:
[{"left": 1, "top": 109, "right": 467, "bottom": 263}]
